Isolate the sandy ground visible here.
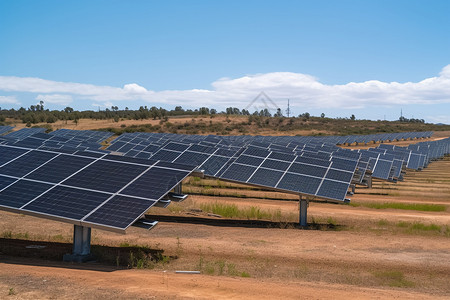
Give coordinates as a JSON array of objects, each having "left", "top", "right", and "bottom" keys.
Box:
[{"left": 0, "top": 126, "right": 449, "bottom": 299}]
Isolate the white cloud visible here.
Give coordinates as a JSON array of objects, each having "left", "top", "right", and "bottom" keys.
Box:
[
  {"left": 123, "top": 83, "right": 148, "bottom": 94},
  {"left": 1, "top": 64, "right": 450, "bottom": 110},
  {"left": 36, "top": 94, "right": 73, "bottom": 106},
  {"left": 425, "top": 115, "right": 450, "bottom": 125},
  {"left": 0, "top": 95, "right": 20, "bottom": 105},
  {"left": 92, "top": 101, "right": 114, "bottom": 109}
]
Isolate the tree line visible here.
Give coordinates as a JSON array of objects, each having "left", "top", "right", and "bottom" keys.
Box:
[{"left": 0, "top": 102, "right": 425, "bottom": 126}]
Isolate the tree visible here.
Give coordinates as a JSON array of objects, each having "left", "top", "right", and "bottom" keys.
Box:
[
  {"left": 199, "top": 107, "right": 209, "bottom": 115},
  {"left": 299, "top": 112, "right": 310, "bottom": 120},
  {"left": 64, "top": 107, "right": 74, "bottom": 113},
  {"left": 320, "top": 113, "right": 325, "bottom": 118},
  {"left": 350, "top": 114, "right": 356, "bottom": 121},
  {"left": 274, "top": 108, "right": 283, "bottom": 117}
]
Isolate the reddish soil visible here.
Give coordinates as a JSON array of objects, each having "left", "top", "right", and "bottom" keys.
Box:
[{"left": 0, "top": 129, "right": 449, "bottom": 299}]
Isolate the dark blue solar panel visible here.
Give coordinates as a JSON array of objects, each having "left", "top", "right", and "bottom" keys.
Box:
[
  {"left": 155, "top": 160, "right": 196, "bottom": 171},
  {"left": 248, "top": 168, "right": 283, "bottom": 187},
  {"left": 117, "top": 143, "right": 135, "bottom": 153},
  {"left": 0, "top": 180, "right": 53, "bottom": 208},
  {"left": 135, "top": 152, "right": 152, "bottom": 159},
  {"left": 62, "top": 160, "right": 148, "bottom": 193},
  {"left": 0, "top": 146, "right": 29, "bottom": 165},
  {"left": 407, "top": 153, "right": 421, "bottom": 170},
  {"left": 142, "top": 144, "right": 161, "bottom": 153},
  {"left": 23, "top": 186, "right": 110, "bottom": 220},
  {"left": 295, "top": 156, "right": 331, "bottom": 168},
  {"left": 316, "top": 180, "right": 349, "bottom": 201},
  {"left": 74, "top": 151, "right": 105, "bottom": 158},
  {"left": 276, "top": 173, "right": 321, "bottom": 195},
  {"left": 125, "top": 149, "right": 141, "bottom": 157},
  {"left": 132, "top": 144, "right": 147, "bottom": 151},
  {"left": 25, "top": 155, "right": 93, "bottom": 183},
  {"left": 325, "top": 169, "right": 353, "bottom": 183},
  {"left": 0, "top": 175, "right": 16, "bottom": 189},
  {"left": 150, "top": 149, "right": 182, "bottom": 162},
  {"left": 243, "top": 147, "right": 270, "bottom": 158},
  {"left": 221, "top": 164, "right": 256, "bottom": 182},
  {"left": 260, "top": 159, "right": 291, "bottom": 171},
  {"left": 214, "top": 148, "right": 238, "bottom": 157},
  {"left": 84, "top": 196, "right": 156, "bottom": 230},
  {"left": 187, "top": 144, "right": 217, "bottom": 154},
  {"left": 330, "top": 158, "right": 357, "bottom": 172},
  {"left": 121, "top": 167, "right": 189, "bottom": 199},
  {"left": 287, "top": 163, "right": 328, "bottom": 177},
  {"left": 0, "top": 151, "right": 57, "bottom": 177},
  {"left": 107, "top": 141, "right": 126, "bottom": 151},
  {"left": 199, "top": 156, "right": 231, "bottom": 176},
  {"left": 372, "top": 159, "right": 393, "bottom": 180},
  {"left": 164, "top": 142, "right": 190, "bottom": 152},
  {"left": 174, "top": 151, "right": 210, "bottom": 167},
  {"left": 13, "top": 137, "right": 44, "bottom": 149},
  {"left": 234, "top": 155, "right": 264, "bottom": 166}
]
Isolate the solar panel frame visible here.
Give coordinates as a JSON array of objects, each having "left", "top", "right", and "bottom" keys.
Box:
[{"left": 0, "top": 144, "right": 196, "bottom": 232}]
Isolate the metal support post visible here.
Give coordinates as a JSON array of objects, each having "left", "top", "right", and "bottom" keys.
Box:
[
  {"left": 299, "top": 196, "right": 308, "bottom": 227},
  {"left": 63, "top": 225, "right": 93, "bottom": 262},
  {"left": 174, "top": 182, "right": 182, "bottom": 194}
]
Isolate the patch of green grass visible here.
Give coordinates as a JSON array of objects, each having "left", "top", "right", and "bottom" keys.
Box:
[
  {"left": 50, "top": 234, "right": 66, "bottom": 242},
  {"left": 373, "top": 270, "right": 415, "bottom": 288},
  {"left": 226, "top": 263, "right": 239, "bottom": 276},
  {"left": 326, "top": 217, "right": 337, "bottom": 226},
  {"left": 395, "top": 221, "right": 449, "bottom": 236},
  {"left": 1, "top": 231, "right": 31, "bottom": 240},
  {"left": 240, "top": 271, "right": 251, "bottom": 277},
  {"left": 377, "top": 219, "right": 389, "bottom": 226},
  {"left": 199, "top": 202, "right": 283, "bottom": 221},
  {"left": 351, "top": 202, "right": 446, "bottom": 212}
]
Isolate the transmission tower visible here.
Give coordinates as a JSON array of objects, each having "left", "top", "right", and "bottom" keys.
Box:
[{"left": 286, "top": 99, "right": 291, "bottom": 118}]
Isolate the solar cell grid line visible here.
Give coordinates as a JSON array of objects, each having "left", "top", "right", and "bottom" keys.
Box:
[
  {"left": 273, "top": 153, "right": 298, "bottom": 189},
  {"left": 0, "top": 146, "right": 30, "bottom": 166},
  {"left": 311, "top": 158, "right": 335, "bottom": 194},
  {"left": 80, "top": 160, "right": 159, "bottom": 230},
  {"left": 0, "top": 126, "right": 13, "bottom": 135},
  {"left": 17, "top": 151, "right": 109, "bottom": 210},
  {"left": 0, "top": 144, "right": 197, "bottom": 232},
  {"left": 0, "top": 150, "right": 58, "bottom": 178},
  {"left": 371, "top": 158, "right": 393, "bottom": 180}
]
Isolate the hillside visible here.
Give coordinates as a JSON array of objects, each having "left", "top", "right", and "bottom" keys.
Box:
[{"left": 3, "top": 114, "right": 450, "bottom": 137}]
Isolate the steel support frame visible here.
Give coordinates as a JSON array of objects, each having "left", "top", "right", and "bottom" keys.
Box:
[
  {"left": 63, "top": 225, "right": 94, "bottom": 262},
  {"left": 299, "top": 196, "right": 308, "bottom": 227},
  {"left": 174, "top": 182, "right": 182, "bottom": 194}
]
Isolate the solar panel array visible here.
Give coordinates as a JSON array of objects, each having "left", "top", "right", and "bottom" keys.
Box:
[
  {"left": 2, "top": 127, "right": 46, "bottom": 140},
  {"left": 0, "top": 126, "right": 13, "bottom": 135},
  {"left": 0, "top": 129, "right": 113, "bottom": 153},
  {"left": 1, "top": 128, "right": 448, "bottom": 233},
  {"left": 0, "top": 144, "right": 195, "bottom": 232},
  {"left": 104, "top": 132, "right": 366, "bottom": 202}
]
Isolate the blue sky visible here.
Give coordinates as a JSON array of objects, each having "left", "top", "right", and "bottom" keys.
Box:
[{"left": 1, "top": 0, "right": 450, "bottom": 123}]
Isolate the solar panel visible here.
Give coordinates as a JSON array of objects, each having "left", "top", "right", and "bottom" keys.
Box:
[
  {"left": 0, "top": 144, "right": 195, "bottom": 232},
  {"left": 0, "top": 126, "right": 13, "bottom": 135},
  {"left": 372, "top": 159, "right": 393, "bottom": 180},
  {"left": 4, "top": 128, "right": 46, "bottom": 140}
]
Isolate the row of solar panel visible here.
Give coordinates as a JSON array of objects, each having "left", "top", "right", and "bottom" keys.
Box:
[{"left": 0, "top": 145, "right": 194, "bottom": 232}]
